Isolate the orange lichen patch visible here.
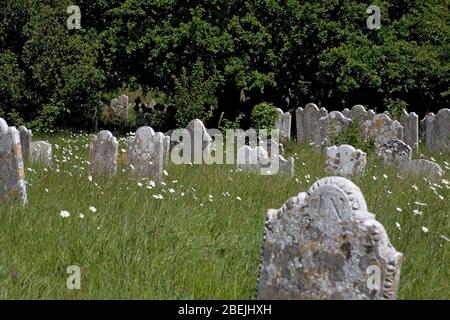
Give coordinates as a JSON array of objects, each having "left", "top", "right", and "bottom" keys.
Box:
[
  {"left": 18, "top": 167, "right": 25, "bottom": 178},
  {"left": 375, "top": 119, "right": 383, "bottom": 129},
  {"left": 117, "top": 153, "right": 127, "bottom": 166},
  {"left": 14, "top": 143, "right": 23, "bottom": 157}
]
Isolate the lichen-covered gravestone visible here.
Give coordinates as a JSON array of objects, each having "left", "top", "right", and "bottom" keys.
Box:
[
  {"left": 296, "top": 103, "right": 328, "bottom": 143},
  {"left": 425, "top": 109, "right": 450, "bottom": 153},
  {"left": 325, "top": 145, "right": 367, "bottom": 176},
  {"left": 376, "top": 139, "right": 412, "bottom": 165},
  {"left": 18, "top": 126, "right": 32, "bottom": 161},
  {"left": 127, "top": 126, "right": 164, "bottom": 181},
  {"left": 362, "top": 114, "right": 403, "bottom": 147},
  {"left": 257, "top": 177, "right": 403, "bottom": 300},
  {"left": 89, "top": 130, "right": 118, "bottom": 176},
  {"left": 29, "top": 141, "right": 52, "bottom": 165},
  {"left": 275, "top": 108, "right": 292, "bottom": 140},
  {"left": 0, "top": 118, "right": 27, "bottom": 204},
  {"left": 315, "top": 111, "right": 352, "bottom": 147},
  {"left": 400, "top": 110, "right": 419, "bottom": 151},
  {"left": 342, "top": 105, "right": 375, "bottom": 123},
  {"left": 399, "top": 159, "right": 443, "bottom": 180}
]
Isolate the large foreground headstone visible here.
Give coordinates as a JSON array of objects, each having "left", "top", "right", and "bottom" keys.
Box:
[
  {"left": 29, "top": 141, "right": 52, "bottom": 165},
  {"left": 89, "top": 130, "right": 118, "bottom": 176},
  {"left": 18, "top": 126, "right": 32, "bottom": 161},
  {"left": 257, "top": 177, "right": 403, "bottom": 300},
  {"left": 296, "top": 103, "right": 328, "bottom": 143},
  {"left": 127, "top": 126, "right": 164, "bottom": 181},
  {"left": 275, "top": 108, "right": 292, "bottom": 140},
  {"left": 362, "top": 114, "right": 403, "bottom": 147},
  {"left": 315, "top": 111, "right": 352, "bottom": 147},
  {"left": 325, "top": 145, "right": 367, "bottom": 176},
  {"left": 425, "top": 109, "right": 450, "bottom": 153},
  {"left": 399, "top": 159, "right": 443, "bottom": 180},
  {"left": 400, "top": 110, "right": 419, "bottom": 151},
  {"left": 376, "top": 139, "right": 412, "bottom": 165},
  {"left": 0, "top": 118, "right": 27, "bottom": 204}
]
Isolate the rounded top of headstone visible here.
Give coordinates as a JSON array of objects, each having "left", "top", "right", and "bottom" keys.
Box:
[
  {"left": 0, "top": 118, "right": 9, "bottom": 134},
  {"left": 352, "top": 105, "right": 366, "bottom": 112},
  {"left": 98, "top": 130, "right": 113, "bottom": 139},
  {"left": 136, "top": 126, "right": 155, "bottom": 138},
  {"left": 304, "top": 103, "right": 319, "bottom": 111},
  {"left": 436, "top": 108, "right": 450, "bottom": 117}
]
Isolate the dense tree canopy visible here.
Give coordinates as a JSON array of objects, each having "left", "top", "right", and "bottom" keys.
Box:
[{"left": 0, "top": 0, "right": 448, "bottom": 129}]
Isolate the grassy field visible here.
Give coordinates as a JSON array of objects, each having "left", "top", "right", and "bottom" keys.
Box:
[{"left": 0, "top": 133, "right": 449, "bottom": 299}]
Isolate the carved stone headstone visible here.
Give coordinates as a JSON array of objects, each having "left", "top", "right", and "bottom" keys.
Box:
[
  {"left": 342, "top": 105, "right": 375, "bottom": 123},
  {"left": 296, "top": 103, "right": 328, "bottom": 143},
  {"left": 163, "top": 135, "right": 171, "bottom": 164},
  {"left": 117, "top": 94, "right": 129, "bottom": 107},
  {"left": 29, "top": 141, "right": 52, "bottom": 165},
  {"left": 315, "top": 111, "right": 352, "bottom": 147},
  {"left": 425, "top": 109, "right": 450, "bottom": 153},
  {"left": 362, "top": 114, "right": 403, "bottom": 147},
  {"left": 257, "top": 177, "right": 403, "bottom": 300},
  {"left": 376, "top": 139, "right": 412, "bottom": 165},
  {"left": 89, "top": 130, "right": 118, "bottom": 176},
  {"left": 184, "top": 119, "right": 212, "bottom": 164},
  {"left": 275, "top": 108, "right": 292, "bottom": 140},
  {"left": 0, "top": 118, "right": 27, "bottom": 204},
  {"left": 18, "top": 126, "right": 32, "bottom": 161},
  {"left": 400, "top": 110, "right": 419, "bottom": 151},
  {"left": 127, "top": 126, "right": 164, "bottom": 181},
  {"left": 399, "top": 159, "right": 443, "bottom": 180},
  {"left": 237, "top": 145, "right": 294, "bottom": 176},
  {"left": 325, "top": 145, "right": 367, "bottom": 176}
]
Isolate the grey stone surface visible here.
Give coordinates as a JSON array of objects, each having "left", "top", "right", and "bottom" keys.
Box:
[
  {"left": 0, "top": 118, "right": 27, "bottom": 204},
  {"left": 419, "top": 114, "right": 432, "bottom": 141},
  {"left": 117, "top": 94, "right": 129, "bottom": 107},
  {"left": 296, "top": 103, "right": 328, "bottom": 143},
  {"left": 163, "top": 135, "right": 171, "bottom": 164},
  {"left": 237, "top": 145, "right": 294, "bottom": 176},
  {"left": 29, "top": 141, "right": 52, "bottom": 165},
  {"left": 315, "top": 111, "right": 352, "bottom": 147},
  {"left": 425, "top": 109, "right": 450, "bottom": 153},
  {"left": 400, "top": 110, "right": 419, "bottom": 151},
  {"left": 257, "top": 177, "right": 403, "bottom": 300},
  {"left": 362, "top": 114, "right": 403, "bottom": 147},
  {"left": 376, "top": 139, "right": 412, "bottom": 165},
  {"left": 275, "top": 108, "right": 292, "bottom": 140},
  {"left": 184, "top": 119, "right": 212, "bottom": 164},
  {"left": 89, "top": 130, "right": 118, "bottom": 176},
  {"left": 127, "top": 126, "right": 164, "bottom": 181},
  {"left": 18, "top": 126, "right": 32, "bottom": 161},
  {"left": 325, "top": 145, "right": 367, "bottom": 176},
  {"left": 342, "top": 105, "right": 375, "bottom": 123},
  {"left": 399, "top": 159, "right": 443, "bottom": 180},
  {"left": 259, "top": 139, "right": 285, "bottom": 157}
]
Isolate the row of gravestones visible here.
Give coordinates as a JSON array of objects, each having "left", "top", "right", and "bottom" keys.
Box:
[{"left": 276, "top": 103, "right": 450, "bottom": 154}]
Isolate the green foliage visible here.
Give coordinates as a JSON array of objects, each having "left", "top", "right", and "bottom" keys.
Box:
[
  {"left": 331, "top": 120, "right": 375, "bottom": 154},
  {"left": 220, "top": 113, "right": 245, "bottom": 130},
  {"left": 385, "top": 98, "right": 409, "bottom": 121},
  {"left": 251, "top": 102, "right": 278, "bottom": 130}
]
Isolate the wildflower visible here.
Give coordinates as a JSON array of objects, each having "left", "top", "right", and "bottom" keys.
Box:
[
  {"left": 421, "top": 226, "right": 429, "bottom": 233},
  {"left": 152, "top": 194, "right": 164, "bottom": 200},
  {"left": 149, "top": 180, "right": 156, "bottom": 187},
  {"left": 163, "top": 170, "right": 168, "bottom": 176},
  {"left": 236, "top": 196, "right": 242, "bottom": 201},
  {"left": 396, "top": 207, "right": 402, "bottom": 213},
  {"left": 395, "top": 222, "right": 401, "bottom": 230},
  {"left": 168, "top": 188, "right": 175, "bottom": 193},
  {"left": 413, "top": 209, "right": 423, "bottom": 216},
  {"left": 79, "top": 213, "right": 85, "bottom": 219},
  {"left": 414, "top": 201, "right": 428, "bottom": 206},
  {"left": 137, "top": 182, "right": 143, "bottom": 187},
  {"left": 383, "top": 174, "right": 388, "bottom": 179},
  {"left": 45, "top": 188, "right": 49, "bottom": 193},
  {"left": 412, "top": 184, "right": 418, "bottom": 191},
  {"left": 88, "top": 175, "right": 93, "bottom": 182},
  {"left": 89, "top": 206, "right": 97, "bottom": 213},
  {"left": 372, "top": 176, "right": 378, "bottom": 181},
  {"left": 60, "top": 210, "right": 70, "bottom": 218}
]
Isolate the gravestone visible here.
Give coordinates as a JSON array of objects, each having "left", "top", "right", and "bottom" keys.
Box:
[
  {"left": 0, "top": 118, "right": 27, "bottom": 204},
  {"left": 376, "top": 139, "right": 412, "bottom": 165},
  {"left": 18, "top": 126, "right": 32, "bottom": 161},
  {"left": 400, "top": 110, "right": 419, "bottom": 151},
  {"left": 342, "top": 105, "right": 375, "bottom": 123},
  {"left": 163, "top": 135, "right": 171, "bottom": 164},
  {"left": 89, "top": 130, "right": 118, "bottom": 176},
  {"left": 425, "top": 109, "right": 450, "bottom": 153},
  {"left": 315, "top": 111, "right": 352, "bottom": 147},
  {"left": 117, "top": 94, "right": 129, "bottom": 107},
  {"left": 419, "top": 114, "right": 433, "bottom": 141},
  {"left": 29, "top": 141, "right": 52, "bottom": 165},
  {"left": 127, "top": 126, "right": 164, "bottom": 181},
  {"left": 257, "top": 176, "right": 403, "bottom": 300},
  {"left": 399, "top": 159, "right": 443, "bottom": 180},
  {"left": 362, "top": 114, "right": 403, "bottom": 147},
  {"left": 259, "top": 139, "right": 285, "bottom": 157},
  {"left": 275, "top": 108, "right": 292, "bottom": 140},
  {"left": 296, "top": 103, "right": 328, "bottom": 143},
  {"left": 325, "top": 145, "right": 367, "bottom": 176},
  {"left": 184, "top": 119, "right": 213, "bottom": 164},
  {"left": 237, "top": 145, "right": 294, "bottom": 176}
]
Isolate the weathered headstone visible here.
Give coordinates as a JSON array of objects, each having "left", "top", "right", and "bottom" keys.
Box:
[
  {"left": 117, "top": 94, "right": 129, "bottom": 107},
  {"left": 89, "top": 130, "right": 118, "bottom": 176},
  {"left": 18, "top": 126, "right": 32, "bottom": 161},
  {"left": 425, "top": 109, "right": 450, "bottom": 153},
  {"left": 362, "top": 114, "right": 403, "bottom": 147},
  {"left": 400, "top": 110, "right": 419, "bottom": 151},
  {"left": 296, "top": 103, "right": 328, "bottom": 143},
  {"left": 376, "top": 139, "right": 412, "bottom": 165},
  {"left": 0, "top": 118, "right": 27, "bottom": 204},
  {"left": 275, "top": 108, "right": 292, "bottom": 140},
  {"left": 259, "top": 139, "right": 285, "bottom": 157},
  {"left": 127, "top": 126, "right": 164, "bottom": 181},
  {"left": 325, "top": 145, "right": 367, "bottom": 176},
  {"left": 342, "top": 105, "right": 375, "bottom": 123},
  {"left": 419, "top": 114, "right": 433, "bottom": 141},
  {"left": 237, "top": 145, "right": 294, "bottom": 176},
  {"left": 315, "top": 111, "right": 352, "bottom": 147},
  {"left": 257, "top": 176, "right": 403, "bottom": 300},
  {"left": 184, "top": 119, "right": 212, "bottom": 164},
  {"left": 29, "top": 141, "right": 52, "bottom": 165},
  {"left": 399, "top": 159, "right": 443, "bottom": 180},
  {"left": 163, "top": 135, "right": 171, "bottom": 164}
]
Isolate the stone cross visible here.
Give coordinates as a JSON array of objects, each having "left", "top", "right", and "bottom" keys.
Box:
[
  {"left": 89, "top": 130, "right": 118, "bottom": 176},
  {"left": 257, "top": 176, "right": 403, "bottom": 300},
  {"left": 325, "top": 145, "right": 367, "bottom": 176},
  {"left": 296, "top": 103, "right": 328, "bottom": 143}
]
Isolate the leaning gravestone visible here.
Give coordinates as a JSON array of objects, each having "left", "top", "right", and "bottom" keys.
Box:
[
  {"left": 325, "top": 145, "right": 367, "bottom": 176},
  {"left": 0, "top": 118, "right": 27, "bottom": 204},
  {"left": 315, "top": 111, "right": 352, "bottom": 147},
  {"left": 342, "top": 105, "right": 375, "bottom": 123},
  {"left": 399, "top": 159, "right": 443, "bottom": 180},
  {"left": 127, "top": 126, "right": 164, "bottom": 181},
  {"left": 29, "top": 141, "right": 52, "bottom": 166},
  {"left": 362, "top": 114, "right": 403, "bottom": 147},
  {"left": 275, "top": 108, "right": 292, "bottom": 140},
  {"left": 18, "top": 126, "right": 32, "bottom": 162},
  {"left": 257, "top": 176, "right": 403, "bottom": 300},
  {"left": 400, "top": 110, "right": 419, "bottom": 151},
  {"left": 376, "top": 139, "right": 412, "bottom": 165},
  {"left": 184, "top": 119, "right": 213, "bottom": 164},
  {"left": 89, "top": 130, "right": 118, "bottom": 176},
  {"left": 425, "top": 109, "right": 450, "bottom": 153},
  {"left": 296, "top": 103, "right": 328, "bottom": 143}
]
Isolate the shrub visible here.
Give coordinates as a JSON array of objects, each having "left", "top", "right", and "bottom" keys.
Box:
[
  {"left": 331, "top": 120, "right": 375, "bottom": 154},
  {"left": 385, "top": 98, "right": 408, "bottom": 121},
  {"left": 251, "top": 102, "right": 279, "bottom": 130}
]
